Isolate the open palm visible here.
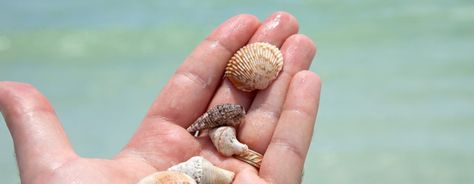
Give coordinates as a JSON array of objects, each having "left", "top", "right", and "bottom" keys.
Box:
[{"left": 0, "top": 12, "right": 321, "bottom": 184}]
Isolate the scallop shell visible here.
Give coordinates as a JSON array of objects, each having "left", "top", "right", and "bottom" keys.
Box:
[
  {"left": 186, "top": 104, "right": 245, "bottom": 133},
  {"left": 225, "top": 42, "right": 283, "bottom": 92},
  {"left": 209, "top": 126, "right": 248, "bottom": 157},
  {"left": 167, "top": 156, "right": 235, "bottom": 184},
  {"left": 137, "top": 171, "right": 197, "bottom": 184}
]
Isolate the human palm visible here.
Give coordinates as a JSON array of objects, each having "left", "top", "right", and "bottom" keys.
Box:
[{"left": 0, "top": 12, "right": 321, "bottom": 184}]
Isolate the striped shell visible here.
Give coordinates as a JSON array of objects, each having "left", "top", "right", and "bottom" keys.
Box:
[
  {"left": 186, "top": 104, "right": 245, "bottom": 133},
  {"left": 137, "top": 171, "right": 196, "bottom": 184},
  {"left": 234, "top": 148, "right": 263, "bottom": 169},
  {"left": 225, "top": 42, "right": 283, "bottom": 92}
]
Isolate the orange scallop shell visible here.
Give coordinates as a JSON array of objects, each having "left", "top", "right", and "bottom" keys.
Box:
[{"left": 225, "top": 42, "right": 283, "bottom": 92}]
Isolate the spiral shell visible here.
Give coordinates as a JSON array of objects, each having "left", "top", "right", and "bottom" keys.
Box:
[
  {"left": 137, "top": 171, "right": 196, "bottom": 184},
  {"left": 234, "top": 149, "right": 263, "bottom": 169},
  {"left": 225, "top": 42, "right": 283, "bottom": 92},
  {"left": 209, "top": 126, "right": 248, "bottom": 156},
  {"left": 186, "top": 104, "right": 245, "bottom": 133},
  {"left": 209, "top": 126, "right": 263, "bottom": 169},
  {"left": 167, "top": 156, "right": 235, "bottom": 184}
]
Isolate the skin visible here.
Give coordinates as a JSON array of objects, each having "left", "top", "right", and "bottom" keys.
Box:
[{"left": 0, "top": 12, "right": 321, "bottom": 184}]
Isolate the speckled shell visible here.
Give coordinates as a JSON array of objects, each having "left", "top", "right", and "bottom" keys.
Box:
[
  {"left": 137, "top": 171, "right": 196, "bottom": 184},
  {"left": 209, "top": 126, "right": 248, "bottom": 157},
  {"left": 167, "top": 156, "right": 235, "bottom": 184},
  {"left": 186, "top": 104, "right": 245, "bottom": 133},
  {"left": 225, "top": 42, "right": 283, "bottom": 92}
]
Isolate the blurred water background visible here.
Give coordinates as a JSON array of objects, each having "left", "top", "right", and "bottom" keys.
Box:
[{"left": 1, "top": 0, "right": 473, "bottom": 183}]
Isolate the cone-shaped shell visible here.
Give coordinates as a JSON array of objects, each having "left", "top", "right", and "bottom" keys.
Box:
[
  {"left": 209, "top": 126, "right": 248, "bottom": 157},
  {"left": 225, "top": 42, "right": 283, "bottom": 92},
  {"left": 137, "top": 171, "right": 196, "bottom": 184},
  {"left": 186, "top": 104, "right": 245, "bottom": 133},
  {"left": 168, "top": 156, "right": 235, "bottom": 184}
]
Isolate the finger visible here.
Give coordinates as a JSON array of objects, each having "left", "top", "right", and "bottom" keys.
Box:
[
  {"left": 0, "top": 82, "right": 77, "bottom": 180},
  {"left": 260, "top": 71, "right": 321, "bottom": 184},
  {"left": 146, "top": 14, "right": 260, "bottom": 127},
  {"left": 208, "top": 11, "right": 299, "bottom": 111},
  {"left": 239, "top": 34, "right": 316, "bottom": 153}
]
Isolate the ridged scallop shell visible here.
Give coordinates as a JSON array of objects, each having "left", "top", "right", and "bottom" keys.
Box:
[
  {"left": 186, "top": 104, "right": 245, "bottom": 133},
  {"left": 167, "top": 156, "right": 235, "bottom": 184},
  {"left": 137, "top": 171, "right": 196, "bottom": 184},
  {"left": 209, "top": 126, "right": 248, "bottom": 156},
  {"left": 225, "top": 42, "right": 283, "bottom": 92}
]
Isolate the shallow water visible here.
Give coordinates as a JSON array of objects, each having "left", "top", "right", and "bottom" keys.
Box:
[{"left": 1, "top": 0, "right": 474, "bottom": 183}]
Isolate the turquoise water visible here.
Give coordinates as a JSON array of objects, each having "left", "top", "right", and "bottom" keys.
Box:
[{"left": 1, "top": 1, "right": 474, "bottom": 183}]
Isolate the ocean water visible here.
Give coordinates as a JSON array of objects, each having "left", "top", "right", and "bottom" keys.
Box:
[{"left": 1, "top": 0, "right": 473, "bottom": 183}]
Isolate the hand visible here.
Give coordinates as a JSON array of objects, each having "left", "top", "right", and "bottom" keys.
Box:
[{"left": 0, "top": 12, "right": 321, "bottom": 184}]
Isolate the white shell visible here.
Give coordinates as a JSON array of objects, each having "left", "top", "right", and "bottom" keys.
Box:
[
  {"left": 137, "top": 171, "right": 196, "bottom": 184},
  {"left": 208, "top": 126, "right": 263, "bottom": 169},
  {"left": 167, "top": 156, "right": 234, "bottom": 184},
  {"left": 209, "top": 126, "right": 248, "bottom": 156},
  {"left": 225, "top": 42, "right": 283, "bottom": 92}
]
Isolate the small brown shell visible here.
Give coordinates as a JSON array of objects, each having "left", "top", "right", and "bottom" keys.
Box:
[
  {"left": 137, "top": 171, "right": 196, "bottom": 184},
  {"left": 186, "top": 104, "right": 245, "bottom": 133},
  {"left": 225, "top": 42, "right": 283, "bottom": 92}
]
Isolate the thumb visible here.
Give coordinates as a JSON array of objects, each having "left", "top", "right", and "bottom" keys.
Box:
[{"left": 0, "top": 82, "right": 77, "bottom": 181}]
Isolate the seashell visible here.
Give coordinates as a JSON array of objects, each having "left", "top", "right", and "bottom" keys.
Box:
[
  {"left": 208, "top": 126, "right": 263, "bottom": 169},
  {"left": 234, "top": 149, "right": 263, "bottom": 169},
  {"left": 167, "top": 156, "right": 235, "bottom": 184},
  {"left": 225, "top": 42, "right": 283, "bottom": 92},
  {"left": 186, "top": 104, "right": 245, "bottom": 133},
  {"left": 137, "top": 171, "right": 197, "bottom": 184},
  {"left": 209, "top": 126, "right": 248, "bottom": 157}
]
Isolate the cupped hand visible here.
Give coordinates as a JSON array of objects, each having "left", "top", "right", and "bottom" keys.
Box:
[{"left": 0, "top": 12, "right": 321, "bottom": 184}]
